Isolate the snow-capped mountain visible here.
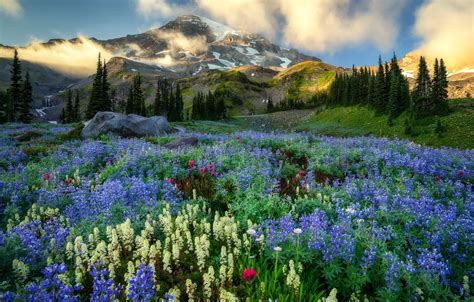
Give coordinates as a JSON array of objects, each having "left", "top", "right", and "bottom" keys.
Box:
[{"left": 97, "top": 15, "right": 319, "bottom": 76}]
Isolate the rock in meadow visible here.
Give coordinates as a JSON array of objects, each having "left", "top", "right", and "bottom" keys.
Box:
[{"left": 81, "top": 111, "right": 172, "bottom": 138}]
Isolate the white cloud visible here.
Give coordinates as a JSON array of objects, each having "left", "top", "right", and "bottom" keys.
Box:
[
  {"left": 0, "top": 0, "right": 22, "bottom": 17},
  {"left": 0, "top": 36, "right": 114, "bottom": 76},
  {"left": 413, "top": 0, "right": 474, "bottom": 69}
]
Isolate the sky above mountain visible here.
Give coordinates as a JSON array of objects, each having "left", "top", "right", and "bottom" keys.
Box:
[{"left": 0, "top": 0, "right": 472, "bottom": 68}]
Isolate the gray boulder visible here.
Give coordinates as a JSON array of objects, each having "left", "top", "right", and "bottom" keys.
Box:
[{"left": 81, "top": 112, "right": 172, "bottom": 138}]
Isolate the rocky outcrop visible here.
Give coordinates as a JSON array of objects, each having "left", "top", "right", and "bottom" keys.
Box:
[{"left": 81, "top": 112, "right": 172, "bottom": 138}]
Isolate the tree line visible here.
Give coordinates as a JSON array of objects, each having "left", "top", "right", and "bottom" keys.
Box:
[
  {"left": 326, "top": 54, "right": 449, "bottom": 123},
  {"left": 0, "top": 49, "right": 33, "bottom": 124},
  {"left": 190, "top": 90, "right": 226, "bottom": 120}
]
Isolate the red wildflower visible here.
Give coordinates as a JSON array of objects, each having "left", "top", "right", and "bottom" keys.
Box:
[
  {"left": 434, "top": 176, "right": 441, "bottom": 182},
  {"left": 298, "top": 171, "right": 305, "bottom": 178},
  {"left": 200, "top": 167, "right": 205, "bottom": 175},
  {"left": 188, "top": 160, "right": 195, "bottom": 169},
  {"left": 167, "top": 178, "right": 174, "bottom": 184},
  {"left": 458, "top": 170, "right": 465, "bottom": 178},
  {"left": 43, "top": 173, "right": 51, "bottom": 182},
  {"left": 64, "top": 177, "right": 74, "bottom": 184},
  {"left": 208, "top": 163, "right": 214, "bottom": 171},
  {"left": 242, "top": 268, "right": 256, "bottom": 282}
]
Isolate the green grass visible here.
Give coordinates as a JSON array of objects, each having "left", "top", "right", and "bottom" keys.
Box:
[{"left": 296, "top": 99, "right": 474, "bottom": 149}]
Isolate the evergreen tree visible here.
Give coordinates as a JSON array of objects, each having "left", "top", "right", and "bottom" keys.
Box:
[
  {"left": 431, "top": 58, "right": 440, "bottom": 104},
  {"left": 60, "top": 108, "right": 66, "bottom": 124},
  {"left": 133, "top": 74, "right": 145, "bottom": 115},
  {"left": 206, "top": 91, "right": 215, "bottom": 120},
  {"left": 10, "top": 49, "right": 22, "bottom": 122},
  {"left": 86, "top": 53, "right": 103, "bottom": 119},
  {"left": 154, "top": 80, "right": 163, "bottom": 116},
  {"left": 0, "top": 90, "right": 8, "bottom": 123},
  {"left": 73, "top": 91, "right": 80, "bottom": 122},
  {"left": 65, "top": 89, "right": 73, "bottom": 123},
  {"left": 101, "top": 61, "right": 111, "bottom": 111},
  {"left": 19, "top": 71, "right": 33, "bottom": 123},
  {"left": 168, "top": 88, "right": 176, "bottom": 121},
  {"left": 437, "top": 58, "right": 449, "bottom": 114},
  {"left": 175, "top": 82, "right": 183, "bottom": 121},
  {"left": 413, "top": 56, "right": 432, "bottom": 115},
  {"left": 374, "top": 56, "right": 385, "bottom": 112}
]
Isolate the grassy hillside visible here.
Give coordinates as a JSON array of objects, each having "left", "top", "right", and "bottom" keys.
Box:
[{"left": 296, "top": 98, "right": 474, "bottom": 149}]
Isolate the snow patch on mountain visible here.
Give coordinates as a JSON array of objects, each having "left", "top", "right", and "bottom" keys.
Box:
[
  {"left": 208, "top": 63, "right": 226, "bottom": 70},
  {"left": 199, "top": 15, "right": 240, "bottom": 41},
  {"left": 277, "top": 56, "right": 291, "bottom": 68},
  {"left": 448, "top": 68, "right": 474, "bottom": 77},
  {"left": 402, "top": 70, "right": 414, "bottom": 78}
]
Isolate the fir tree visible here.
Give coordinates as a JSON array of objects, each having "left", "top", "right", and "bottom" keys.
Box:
[
  {"left": 175, "top": 82, "right": 183, "bottom": 121},
  {"left": 73, "top": 91, "right": 80, "bottom": 122},
  {"left": 413, "top": 56, "right": 432, "bottom": 115},
  {"left": 10, "top": 49, "right": 22, "bottom": 122},
  {"left": 65, "top": 89, "right": 73, "bottom": 123},
  {"left": 86, "top": 53, "right": 103, "bottom": 119},
  {"left": 154, "top": 80, "right": 162, "bottom": 116},
  {"left": 0, "top": 90, "right": 8, "bottom": 123},
  {"left": 133, "top": 74, "right": 145, "bottom": 115},
  {"left": 101, "top": 60, "right": 111, "bottom": 111},
  {"left": 216, "top": 97, "right": 225, "bottom": 119},
  {"left": 437, "top": 58, "right": 449, "bottom": 114},
  {"left": 19, "top": 71, "right": 33, "bottom": 123},
  {"left": 374, "top": 56, "right": 385, "bottom": 112}
]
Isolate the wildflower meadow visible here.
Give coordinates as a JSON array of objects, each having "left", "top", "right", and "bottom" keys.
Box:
[{"left": 0, "top": 124, "right": 472, "bottom": 301}]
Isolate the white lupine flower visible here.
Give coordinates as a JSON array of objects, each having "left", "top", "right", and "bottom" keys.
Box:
[
  {"left": 274, "top": 246, "right": 282, "bottom": 252},
  {"left": 293, "top": 228, "right": 302, "bottom": 235},
  {"left": 185, "top": 279, "right": 197, "bottom": 302},
  {"left": 246, "top": 228, "right": 256, "bottom": 236}
]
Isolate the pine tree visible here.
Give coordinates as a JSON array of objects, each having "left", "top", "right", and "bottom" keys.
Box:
[
  {"left": 388, "top": 67, "right": 400, "bottom": 124},
  {"left": 374, "top": 56, "right": 385, "bottom": 112},
  {"left": 175, "top": 82, "right": 183, "bottom": 121},
  {"left": 0, "top": 90, "right": 8, "bottom": 123},
  {"left": 413, "top": 56, "right": 432, "bottom": 115},
  {"left": 154, "top": 80, "right": 162, "bottom": 116},
  {"left": 431, "top": 58, "right": 440, "bottom": 104},
  {"left": 206, "top": 91, "right": 215, "bottom": 120},
  {"left": 65, "top": 89, "right": 73, "bottom": 123},
  {"left": 437, "top": 58, "right": 449, "bottom": 114},
  {"left": 19, "top": 71, "right": 33, "bottom": 123},
  {"left": 10, "top": 49, "right": 22, "bottom": 122},
  {"left": 86, "top": 53, "right": 103, "bottom": 119},
  {"left": 133, "top": 74, "right": 145, "bottom": 115},
  {"left": 101, "top": 60, "right": 111, "bottom": 111},
  {"left": 60, "top": 108, "right": 66, "bottom": 124},
  {"left": 73, "top": 91, "right": 80, "bottom": 122}
]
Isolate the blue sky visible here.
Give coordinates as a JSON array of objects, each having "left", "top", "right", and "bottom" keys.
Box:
[{"left": 0, "top": 0, "right": 442, "bottom": 67}]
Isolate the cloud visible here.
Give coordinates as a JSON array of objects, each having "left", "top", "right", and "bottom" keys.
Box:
[
  {"left": 413, "top": 0, "right": 474, "bottom": 69},
  {"left": 0, "top": 36, "right": 114, "bottom": 76},
  {"left": 150, "top": 29, "right": 208, "bottom": 55},
  {"left": 135, "top": 0, "right": 406, "bottom": 53},
  {"left": 0, "top": 0, "right": 22, "bottom": 17},
  {"left": 136, "top": 0, "right": 192, "bottom": 18}
]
